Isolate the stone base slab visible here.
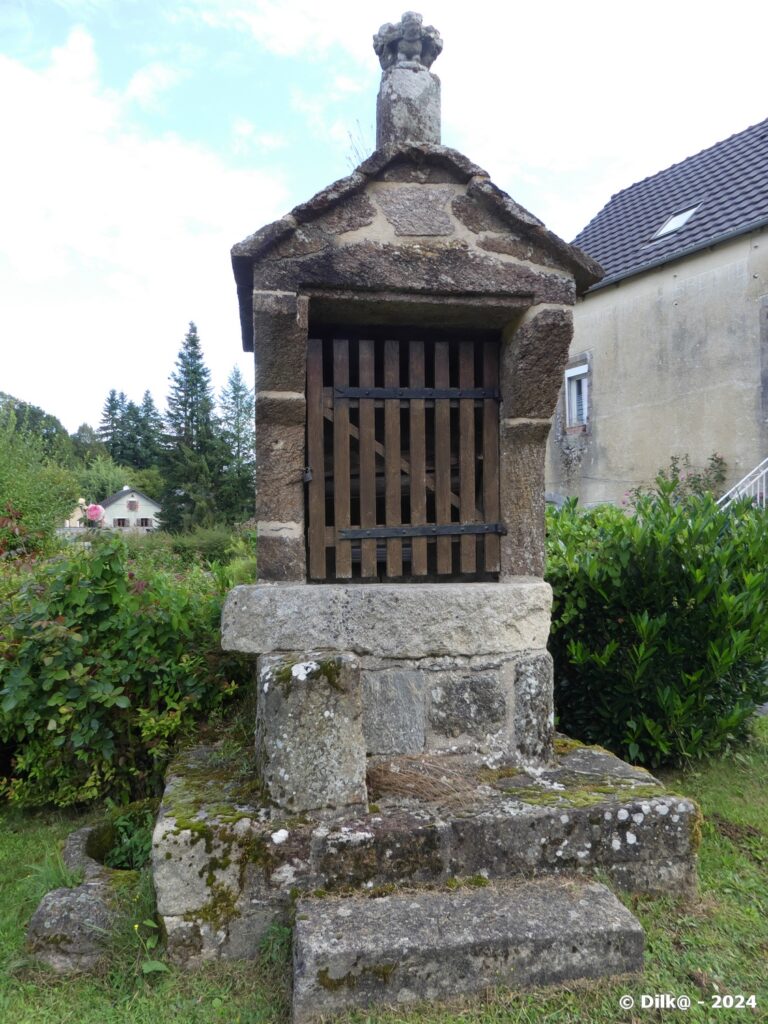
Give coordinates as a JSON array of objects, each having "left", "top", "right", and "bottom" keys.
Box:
[
  {"left": 292, "top": 877, "right": 644, "bottom": 1022},
  {"left": 221, "top": 581, "right": 552, "bottom": 658},
  {"left": 152, "top": 738, "right": 699, "bottom": 966}
]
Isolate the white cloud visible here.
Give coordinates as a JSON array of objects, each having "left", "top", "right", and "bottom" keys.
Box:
[
  {"left": 0, "top": 27, "right": 288, "bottom": 431},
  {"left": 231, "top": 116, "right": 287, "bottom": 153},
  {"left": 125, "top": 61, "right": 185, "bottom": 107}
]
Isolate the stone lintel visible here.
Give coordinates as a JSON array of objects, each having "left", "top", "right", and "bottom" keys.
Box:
[
  {"left": 221, "top": 580, "right": 552, "bottom": 657},
  {"left": 308, "top": 289, "right": 528, "bottom": 331},
  {"left": 499, "top": 419, "right": 552, "bottom": 578}
]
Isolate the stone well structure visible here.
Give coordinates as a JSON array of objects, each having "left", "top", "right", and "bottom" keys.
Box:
[
  {"left": 151, "top": 16, "right": 700, "bottom": 1005},
  {"left": 222, "top": 11, "right": 602, "bottom": 800}
]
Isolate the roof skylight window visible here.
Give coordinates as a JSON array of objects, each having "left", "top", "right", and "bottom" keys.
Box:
[{"left": 652, "top": 206, "right": 699, "bottom": 239}]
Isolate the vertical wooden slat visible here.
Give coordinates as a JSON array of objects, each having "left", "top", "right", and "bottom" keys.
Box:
[
  {"left": 333, "top": 338, "right": 352, "bottom": 578},
  {"left": 434, "top": 341, "right": 452, "bottom": 574},
  {"left": 306, "top": 337, "right": 326, "bottom": 579},
  {"left": 483, "top": 342, "right": 501, "bottom": 572},
  {"left": 358, "top": 339, "right": 377, "bottom": 578},
  {"left": 384, "top": 339, "right": 402, "bottom": 577},
  {"left": 409, "top": 341, "right": 427, "bottom": 575},
  {"left": 459, "top": 341, "right": 477, "bottom": 573}
]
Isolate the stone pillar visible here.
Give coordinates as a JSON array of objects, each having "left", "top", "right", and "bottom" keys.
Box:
[
  {"left": 499, "top": 306, "right": 574, "bottom": 578},
  {"left": 256, "top": 653, "right": 367, "bottom": 812},
  {"left": 376, "top": 65, "right": 441, "bottom": 147},
  {"left": 252, "top": 291, "right": 308, "bottom": 581}
]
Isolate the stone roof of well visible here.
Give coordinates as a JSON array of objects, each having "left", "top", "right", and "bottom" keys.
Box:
[
  {"left": 573, "top": 116, "right": 768, "bottom": 288},
  {"left": 232, "top": 144, "right": 603, "bottom": 349}
]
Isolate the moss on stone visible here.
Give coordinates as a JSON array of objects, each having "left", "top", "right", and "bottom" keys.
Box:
[
  {"left": 499, "top": 777, "right": 668, "bottom": 809},
  {"left": 317, "top": 967, "right": 357, "bottom": 991},
  {"left": 553, "top": 736, "right": 587, "bottom": 755},
  {"left": 188, "top": 882, "right": 240, "bottom": 931},
  {"left": 477, "top": 765, "right": 522, "bottom": 784}
]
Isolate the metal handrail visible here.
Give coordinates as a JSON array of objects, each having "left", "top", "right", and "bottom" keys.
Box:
[{"left": 717, "top": 457, "right": 768, "bottom": 509}]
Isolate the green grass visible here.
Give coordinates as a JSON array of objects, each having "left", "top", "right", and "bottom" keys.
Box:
[{"left": 2, "top": 721, "right": 767, "bottom": 1023}]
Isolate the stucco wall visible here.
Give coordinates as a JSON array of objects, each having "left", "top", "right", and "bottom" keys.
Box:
[
  {"left": 546, "top": 229, "right": 768, "bottom": 505},
  {"left": 104, "top": 490, "right": 161, "bottom": 528}
]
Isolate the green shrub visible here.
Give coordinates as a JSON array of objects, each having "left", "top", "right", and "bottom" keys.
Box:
[
  {"left": 103, "top": 800, "right": 158, "bottom": 870},
  {"left": 168, "top": 525, "right": 235, "bottom": 566},
  {"left": 547, "top": 485, "right": 768, "bottom": 767},
  {"left": 0, "top": 411, "right": 79, "bottom": 557},
  {"left": 0, "top": 534, "right": 246, "bottom": 807}
]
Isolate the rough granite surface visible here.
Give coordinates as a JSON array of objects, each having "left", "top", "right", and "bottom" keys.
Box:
[
  {"left": 292, "top": 877, "right": 644, "bottom": 1021},
  {"left": 221, "top": 581, "right": 552, "bottom": 658},
  {"left": 152, "top": 739, "right": 699, "bottom": 965}
]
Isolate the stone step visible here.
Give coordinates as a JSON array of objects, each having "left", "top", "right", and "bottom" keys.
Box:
[{"left": 292, "top": 877, "right": 644, "bottom": 1022}]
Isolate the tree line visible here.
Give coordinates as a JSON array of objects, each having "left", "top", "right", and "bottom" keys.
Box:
[{"left": 1, "top": 323, "right": 256, "bottom": 533}]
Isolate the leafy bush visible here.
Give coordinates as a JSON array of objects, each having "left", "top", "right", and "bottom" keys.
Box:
[
  {"left": 167, "top": 525, "right": 235, "bottom": 566},
  {"left": 627, "top": 451, "right": 727, "bottom": 505},
  {"left": 547, "top": 485, "right": 768, "bottom": 767},
  {"left": 103, "top": 801, "right": 157, "bottom": 870},
  {"left": 0, "top": 534, "right": 246, "bottom": 807},
  {"left": 0, "top": 411, "right": 79, "bottom": 556}
]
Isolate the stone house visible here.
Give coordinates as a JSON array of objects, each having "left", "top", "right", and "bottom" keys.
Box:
[{"left": 546, "top": 116, "right": 768, "bottom": 506}]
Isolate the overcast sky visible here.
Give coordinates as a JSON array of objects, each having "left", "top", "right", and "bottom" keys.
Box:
[{"left": 2, "top": 0, "right": 766, "bottom": 434}]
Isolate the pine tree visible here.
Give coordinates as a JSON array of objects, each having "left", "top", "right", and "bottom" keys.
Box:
[
  {"left": 218, "top": 365, "right": 255, "bottom": 522},
  {"left": 137, "top": 390, "right": 164, "bottom": 468},
  {"left": 161, "top": 323, "right": 221, "bottom": 531},
  {"left": 98, "top": 390, "right": 123, "bottom": 461}
]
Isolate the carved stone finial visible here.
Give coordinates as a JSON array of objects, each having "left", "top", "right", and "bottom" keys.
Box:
[{"left": 373, "top": 11, "right": 443, "bottom": 70}]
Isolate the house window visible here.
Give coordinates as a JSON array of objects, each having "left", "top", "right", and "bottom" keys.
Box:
[
  {"left": 652, "top": 206, "right": 698, "bottom": 239},
  {"left": 127, "top": 500, "right": 139, "bottom": 511},
  {"left": 113, "top": 518, "right": 129, "bottom": 528},
  {"left": 565, "top": 364, "right": 589, "bottom": 428},
  {"left": 139, "top": 518, "right": 152, "bottom": 528}
]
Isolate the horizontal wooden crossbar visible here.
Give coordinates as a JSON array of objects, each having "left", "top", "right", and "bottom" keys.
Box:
[
  {"left": 334, "top": 386, "right": 500, "bottom": 400},
  {"left": 339, "top": 523, "right": 507, "bottom": 540}
]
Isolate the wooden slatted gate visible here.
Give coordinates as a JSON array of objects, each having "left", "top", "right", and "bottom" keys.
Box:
[{"left": 306, "top": 328, "right": 503, "bottom": 581}]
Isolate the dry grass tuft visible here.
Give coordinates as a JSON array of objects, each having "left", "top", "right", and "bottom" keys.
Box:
[{"left": 366, "top": 755, "right": 479, "bottom": 808}]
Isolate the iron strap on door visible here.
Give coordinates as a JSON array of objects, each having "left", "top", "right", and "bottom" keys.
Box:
[
  {"left": 333, "top": 386, "right": 500, "bottom": 400},
  {"left": 305, "top": 330, "right": 501, "bottom": 581},
  {"left": 339, "top": 523, "right": 506, "bottom": 539}
]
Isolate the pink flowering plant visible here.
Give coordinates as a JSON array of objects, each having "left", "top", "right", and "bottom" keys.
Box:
[{"left": 85, "top": 503, "right": 105, "bottom": 526}]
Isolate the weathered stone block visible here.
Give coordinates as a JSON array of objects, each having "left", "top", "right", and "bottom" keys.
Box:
[
  {"left": 375, "top": 185, "right": 455, "bottom": 236},
  {"left": 425, "top": 663, "right": 514, "bottom": 757},
  {"left": 254, "top": 420, "right": 304, "bottom": 523},
  {"left": 513, "top": 651, "right": 554, "bottom": 763},
  {"left": 257, "top": 653, "right": 367, "bottom": 812},
  {"left": 252, "top": 238, "right": 577, "bottom": 305},
  {"left": 503, "top": 307, "right": 574, "bottom": 419},
  {"left": 362, "top": 670, "right": 427, "bottom": 755},
  {"left": 222, "top": 581, "right": 552, "bottom": 658},
  {"left": 292, "top": 879, "right": 644, "bottom": 1021},
  {"left": 376, "top": 65, "right": 441, "bottom": 148},
  {"left": 252, "top": 292, "right": 307, "bottom": 393},
  {"left": 499, "top": 419, "right": 550, "bottom": 577},
  {"left": 27, "top": 882, "right": 116, "bottom": 974},
  {"left": 150, "top": 738, "right": 698, "bottom": 964},
  {"left": 254, "top": 531, "right": 305, "bottom": 582}
]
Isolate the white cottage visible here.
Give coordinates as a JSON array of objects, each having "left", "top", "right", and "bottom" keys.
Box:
[{"left": 100, "top": 486, "right": 161, "bottom": 531}]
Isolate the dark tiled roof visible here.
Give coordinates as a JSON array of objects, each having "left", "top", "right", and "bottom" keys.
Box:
[
  {"left": 101, "top": 487, "right": 159, "bottom": 509},
  {"left": 573, "top": 117, "right": 768, "bottom": 288}
]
